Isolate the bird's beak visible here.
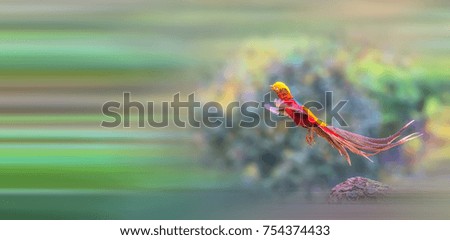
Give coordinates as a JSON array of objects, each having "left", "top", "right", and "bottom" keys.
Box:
[{"left": 269, "top": 85, "right": 273, "bottom": 90}]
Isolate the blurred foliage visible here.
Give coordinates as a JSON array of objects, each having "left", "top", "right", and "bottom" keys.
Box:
[
  {"left": 199, "top": 38, "right": 387, "bottom": 197},
  {"left": 344, "top": 45, "right": 448, "bottom": 174},
  {"left": 198, "top": 37, "right": 447, "bottom": 196},
  {"left": 347, "top": 47, "right": 446, "bottom": 125}
]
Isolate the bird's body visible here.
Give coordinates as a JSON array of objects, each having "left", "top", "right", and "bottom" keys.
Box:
[{"left": 265, "top": 81, "right": 421, "bottom": 165}]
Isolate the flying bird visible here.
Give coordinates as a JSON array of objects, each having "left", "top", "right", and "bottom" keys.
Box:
[{"left": 265, "top": 81, "right": 421, "bottom": 165}]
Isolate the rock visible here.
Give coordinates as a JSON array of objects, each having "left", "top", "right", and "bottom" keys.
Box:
[{"left": 328, "top": 177, "right": 391, "bottom": 203}]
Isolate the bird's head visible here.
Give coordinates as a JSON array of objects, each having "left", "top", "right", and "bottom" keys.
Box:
[{"left": 270, "top": 81, "right": 293, "bottom": 100}]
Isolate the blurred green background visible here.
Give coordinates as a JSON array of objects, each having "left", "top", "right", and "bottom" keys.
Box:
[{"left": 0, "top": 0, "right": 449, "bottom": 219}]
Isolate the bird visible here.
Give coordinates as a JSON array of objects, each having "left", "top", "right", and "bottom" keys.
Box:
[{"left": 264, "top": 81, "right": 421, "bottom": 165}]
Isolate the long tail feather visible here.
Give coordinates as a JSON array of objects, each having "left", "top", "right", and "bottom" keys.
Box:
[
  {"left": 316, "top": 121, "right": 421, "bottom": 165},
  {"left": 314, "top": 127, "right": 353, "bottom": 165},
  {"left": 329, "top": 120, "right": 415, "bottom": 145}
]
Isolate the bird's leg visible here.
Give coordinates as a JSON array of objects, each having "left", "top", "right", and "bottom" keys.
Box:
[{"left": 305, "top": 127, "right": 316, "bottom": 145}]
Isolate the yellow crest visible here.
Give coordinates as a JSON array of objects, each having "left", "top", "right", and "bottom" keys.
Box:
[{"left": 270, "top": 81, "right": 291, "bottom": 94}]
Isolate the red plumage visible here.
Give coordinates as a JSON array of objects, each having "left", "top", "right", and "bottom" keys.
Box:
[{"left": 266, "top": 82, "right": 421, "bottom": 165}]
